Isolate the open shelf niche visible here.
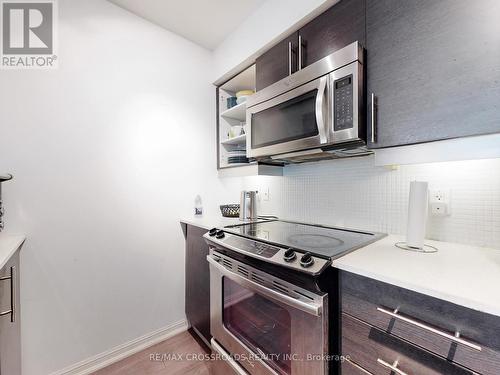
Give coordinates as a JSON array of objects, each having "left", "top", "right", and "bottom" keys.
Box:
[
  {"left": 216, "top": 65, "right": 283, "bottom": 177},
  {"left": 217, "top": 65, "right": 254, "bottom": 170}
]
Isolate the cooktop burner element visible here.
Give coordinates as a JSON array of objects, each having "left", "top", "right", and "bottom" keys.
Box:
[
  {"left": 223, "top": 220, "right": 384, "bottom": 259},
  {"left": 288, "top": 234, "right": 344, "bottom": 249}
]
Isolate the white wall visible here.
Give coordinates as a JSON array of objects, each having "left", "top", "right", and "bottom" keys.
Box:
[
  {"left": 212, "top": 0, "right": 337, "bottom": 83},
  {"left": 0, "top": 0, "right": 239, "bottom": 373}
]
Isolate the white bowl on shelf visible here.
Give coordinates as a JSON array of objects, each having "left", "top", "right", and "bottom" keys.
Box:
[{"left": 236, "top": 95, "right": 250, "bottom": 105}]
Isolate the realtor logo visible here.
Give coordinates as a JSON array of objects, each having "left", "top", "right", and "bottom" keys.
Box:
[{"left": 1, "top": 0, "right": 58, "bottom": 69}]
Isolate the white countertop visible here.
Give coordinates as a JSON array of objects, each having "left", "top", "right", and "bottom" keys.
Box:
[
  {"left": 180, "top": 215, "right": 244, "bottom": 230},
  {"left": 0, "top": 234, "right": 26, "bottom": 269},
  {"left": 333, "top": 235, "right": 500, "bottom": 317}
]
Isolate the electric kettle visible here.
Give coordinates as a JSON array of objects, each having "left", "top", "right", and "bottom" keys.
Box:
[{"left": 239, "top": 191, "right": 257, "bottom": 221}]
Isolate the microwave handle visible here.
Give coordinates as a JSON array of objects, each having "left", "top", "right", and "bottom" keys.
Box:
[
  {"left": 207, "top": 255, "right": 323, "bottom": 317},
  {"left": 315, "top": 76, "right": 328, "bottom": 144}
]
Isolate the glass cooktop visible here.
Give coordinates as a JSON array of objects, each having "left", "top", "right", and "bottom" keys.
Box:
[{"left": 223, "top": 220, "right": 385, "bottom": 259}]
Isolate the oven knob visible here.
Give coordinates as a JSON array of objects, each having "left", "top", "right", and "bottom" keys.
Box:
[
  {"left": 208, "top": 228, "right": 218, "bottom": 237},
  {"left": 300, "top": 252, "right": 314, "bottom": 268},
  {"left": 283, "top": 248, "right": 296, "bottom": 262},
  {"left": 215, "top": 230, "right": 225, "bottom": 239}
]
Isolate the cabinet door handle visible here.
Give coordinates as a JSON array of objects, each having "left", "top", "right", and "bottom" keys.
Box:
[
  {"left": 288, "top": 41, "right": 292, "bottom": 75},
  {"left": 377, "top": 307, "right": 482, "bottom": 351},
  {"left": 370, "top": 93, "right": 377, "bottom": 143},
  {"left": 0, "top": 266, "right": 15, "bottom": 323},
  {"left": 377, "top": 358, "right": 408, "bottom": 375},
  {"left": 298, "top": 34, "right": 303, "bottom": 70}
]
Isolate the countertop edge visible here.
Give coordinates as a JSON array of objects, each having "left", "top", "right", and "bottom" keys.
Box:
[
  {"left": 333, "top": 261, "right": 500, "bottom": 317},
  {"left": 0, "top": 235, "right": 26, "bottom": 270}
]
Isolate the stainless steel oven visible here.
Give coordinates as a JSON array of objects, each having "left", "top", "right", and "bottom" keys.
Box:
[
  {"left": 246, "top": 41, "right": 366, "bottom": 162},
  {"left": 208, "top": 249, "right": 328, "bottom": 375}
]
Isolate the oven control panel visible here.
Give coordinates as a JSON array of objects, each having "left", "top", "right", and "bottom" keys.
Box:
[
  {"left": 205, "top": 231, "right": 331, "bottom": 276},
  {"left": 334, "top": 75, "right": 354, "bottom": 131},
  {"left": 222, "top": 235, "right": 279, "bottom": 258}
]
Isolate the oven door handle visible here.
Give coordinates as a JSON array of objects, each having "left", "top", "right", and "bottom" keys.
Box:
[
  {"left": 315, "top": 76, "right": 328, "bottom": 144},
  {"left": 207, "top": 256, "right": 323, "bottom": 317}
]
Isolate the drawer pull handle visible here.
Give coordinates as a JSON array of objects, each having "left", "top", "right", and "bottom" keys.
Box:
[
  {"left": 346, "top": 359, "right": 374, "bottom": 374},
  {"left": 0, "top": 266, "right": 15, "bottom": 323},
  {"left": 377, "top": 358, "right": 408, "bottom": 375},
  {"left": 377, "top": 307, "right": 482, "bottom": 351}
]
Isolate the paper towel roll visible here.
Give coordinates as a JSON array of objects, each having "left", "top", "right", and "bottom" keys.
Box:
[{"left": 406, "top": 181, "right": 429, "bottom": 249}]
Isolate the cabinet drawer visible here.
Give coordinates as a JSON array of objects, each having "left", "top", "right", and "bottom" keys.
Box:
[
  {"left": 341, "top": 271, "right": 500, "bottom": 375},
  {"left": 342, "top": 313, "right": 472, "bottom": 375}
]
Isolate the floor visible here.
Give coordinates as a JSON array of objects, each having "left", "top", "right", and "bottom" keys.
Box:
[{"left": 93, "top": 330, "right": 211, "bottom": 375}]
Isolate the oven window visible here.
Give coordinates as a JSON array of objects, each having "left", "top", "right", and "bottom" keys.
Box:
[
  {"left": 251, "top": 89, "right": 319, "bottom": 149},
  {"left": 223, "top": 277, "right": 292, "bottom": 374}
]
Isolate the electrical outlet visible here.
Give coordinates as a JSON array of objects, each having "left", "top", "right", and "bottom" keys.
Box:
[
  {"left": 262, "top": 187, "right": 270, "bottom": 201},
  {"left": 429, "top": 189, "right": 451, "bottom": 216},
  {"left": 430, "top": 189, "right": 449, "bottom": 203},
  {"left": 430, "top": 202, "right": 448, "bottom": 216}
]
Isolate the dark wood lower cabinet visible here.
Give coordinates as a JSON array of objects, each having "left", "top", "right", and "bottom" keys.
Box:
[
  {"left": 342, "top": 313, "right": 473, "bottom": 375},
  {"left": 0, "top": 249, "right": 21, "bottom": 375},
  {"left": 185, "top": 224, "right": 211, "bottom": 347},
  {"left": 340, "top": 271, "right": 500, "bottom": 375}
]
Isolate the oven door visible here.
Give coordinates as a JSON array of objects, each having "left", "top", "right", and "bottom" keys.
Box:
[
  {"left": 246, "top": 76, "right": 329, "bottom": 159},
  {"left": 208, "top": 251, "right": 328, "bottom": 375}
]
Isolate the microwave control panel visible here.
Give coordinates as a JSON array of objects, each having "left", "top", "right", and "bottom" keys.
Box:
[{"left": 334, "top": 75, "right": 354, "bottom": 131}]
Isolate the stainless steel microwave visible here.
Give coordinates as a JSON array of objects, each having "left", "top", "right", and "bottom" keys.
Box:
[{"left": 246, "top": 41, "right": 369, "bottom": 163}]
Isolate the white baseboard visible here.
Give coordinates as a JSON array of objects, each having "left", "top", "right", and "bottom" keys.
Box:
[{"left": 51, "top": 319, "right": 188, "bottom": 375}]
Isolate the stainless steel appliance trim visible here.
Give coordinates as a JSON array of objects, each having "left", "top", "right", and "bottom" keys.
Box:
[
  {"left": 246, "top": 77, "right": 329, "bottom": 159},
  {"left": 298, "top": 34, "right": 303, "bottom": 71},
  {"left": 210, "top": 250, "right": 328, "bottom": 375},
  {"left": 329, "top": 62, "right": 361, "bottom": 144},
  {"left": 247, "top": 57, "right": 364, "bottom": 159},
  {"left": 207, "top": 255, "right": 323, "bottom": 316},
  {"left": 376, "top": 359, "right": 407, "bottom": 375},
  {"left": 270, "top": 148, "right": 324, "bottom": 160},
  {"left": 0, "top": 266, "right": 15, "bottom": 322},
  {"left": 288, "top": 41, "right": 292, "bottom": 76},
  {"left": 211, "top": 338, "right": 249, "bottom": 375},
  {"left": 376, "top": 307, "right": 482, "bottom": 351},
  {"left": 204, "top": 232, "right": 331, "bottom": 275},
  {"left": 315, "top": 76, "right": 328, "bottom": 143},
  {"left": 248, "top": 41, "right": 363, "bottom": 108}
]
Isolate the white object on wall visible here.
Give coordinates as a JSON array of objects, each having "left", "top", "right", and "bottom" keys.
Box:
[{"left": 406, "top": 181, "right": 429, "bottom": 249}]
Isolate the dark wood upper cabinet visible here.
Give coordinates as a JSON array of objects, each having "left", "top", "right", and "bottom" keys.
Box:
[
  {"left": 367, "top": 0, "right": 500, "bottom": 149},
  {"left": 298, "top": 0, "right": 366, "bottom": 69},
  {"left": 185, "top": 224, "right": 211, "bottom": 347},
  {"left": 255, "top": 0, "right": 365, "bottom": 91},
  {"left": 255, "top": 33, "right": 298, "bottom": 91}
]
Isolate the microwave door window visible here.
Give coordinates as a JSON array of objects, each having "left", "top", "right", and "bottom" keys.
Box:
[{"left": 251, "top": 89, "right": 319, "bottom": 149}]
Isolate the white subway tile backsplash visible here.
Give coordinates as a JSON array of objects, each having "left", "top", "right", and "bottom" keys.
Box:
[{"left": 240, "top": 155, "right": 500, "bottom": 249}]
